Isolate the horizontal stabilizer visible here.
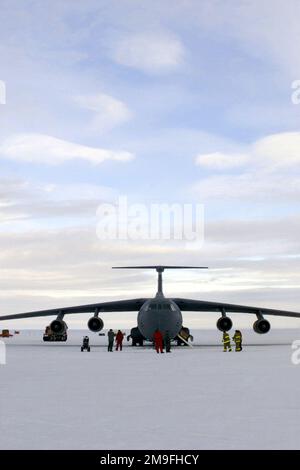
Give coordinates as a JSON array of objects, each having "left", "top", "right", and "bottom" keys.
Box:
[{"left": 112, "top": 266, "right": 208, "bottom": 272}]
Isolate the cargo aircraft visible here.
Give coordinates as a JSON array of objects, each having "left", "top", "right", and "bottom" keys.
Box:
[{"left": 1, "top": 266, "right": 300, "bottom": 341}]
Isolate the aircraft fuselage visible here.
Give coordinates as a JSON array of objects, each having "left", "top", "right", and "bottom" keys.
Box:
[{"left": 137, "top": 295, "right": 183, "bottom": 340}]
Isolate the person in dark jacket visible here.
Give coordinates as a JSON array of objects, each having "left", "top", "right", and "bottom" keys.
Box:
[
  {"left": 115, "top": 330, "right": 124, "bottom": 351},
  {"left": 164, "top": 330, "right": 171, "bottom": 353},
  {"left": 153, "top": 329, "right": 164, "bottom": 354},
  {"left": 107, "top": 329, "right": 115, "bottom": 352}
]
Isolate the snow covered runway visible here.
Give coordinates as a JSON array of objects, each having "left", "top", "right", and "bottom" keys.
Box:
[{"left": 0, "top": 329, "right": 299, "bottom": 450}]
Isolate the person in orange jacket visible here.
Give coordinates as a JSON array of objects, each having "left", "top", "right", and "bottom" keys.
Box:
[
  {"left": 115, "top": 330, "right": 124, "bottom": 351},
  {"left": 153, "top": 329, "right": 164, "bottom": 354}
]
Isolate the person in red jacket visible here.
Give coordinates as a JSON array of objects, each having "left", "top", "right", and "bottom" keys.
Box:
[
  {"left": 115, "top": 330, "right": 124, "bottom": 351},
  {"left": 153, "top": 329, "right": 164, "bottom": 354}
]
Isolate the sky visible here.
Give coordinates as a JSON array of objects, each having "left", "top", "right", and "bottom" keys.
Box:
[{"left": 0, "top": 0, "right": 300, "bottom": 329}]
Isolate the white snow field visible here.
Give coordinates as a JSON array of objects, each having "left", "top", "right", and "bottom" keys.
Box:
[{"left": 0, "top": 328, "right": 300, "bottom": 450}]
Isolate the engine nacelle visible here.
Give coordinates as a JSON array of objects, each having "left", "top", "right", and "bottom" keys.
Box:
[
  {"left": 88, "top": 316, "right": 104, "bottom": 333},
  {"left": 253, "top": 319, "right": 270, "bottom": 334},
  {"left": 50, "top": 319, "right": 67, "bottom": 335},
  {"left": 217, "top": 316, "right": 233, "bottom": 332}
]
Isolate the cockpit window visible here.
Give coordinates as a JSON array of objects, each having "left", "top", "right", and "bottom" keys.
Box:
[
  {"left": 148, "top": 303, "right": 157, "bottom": 311},
  {"left": 147, "top": 302, "right": 176, "bottom": 311}
]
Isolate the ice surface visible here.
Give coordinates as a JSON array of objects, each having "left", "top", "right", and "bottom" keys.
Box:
[{"left": 0, "top": 329, "right": 300, "bottom": 450}]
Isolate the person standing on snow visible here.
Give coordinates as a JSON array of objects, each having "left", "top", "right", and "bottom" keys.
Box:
[
  {"left": 153, "top": 329, "right": 164, "bottom": 354},
  {"left": 222, "top": 331, "right": 232, "bottom": 352},
  {"left": 232, "top": 330, "right": 242, "bottom": 352},
  {"left": 115, "top": 330, "right": 124, "bottom": 351},
  {"left": 107, "top": 329, "right": 115, "bottom": 352},
  {"left": 164, "top": 330, "right": 171, "bottom": 353}
]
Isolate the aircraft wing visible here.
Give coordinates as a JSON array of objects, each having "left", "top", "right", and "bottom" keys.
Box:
[
  {"left": 172, "top": 298, "right": 300, "bottom": 317},
  {"left": 0, "top": 298, "right": 148, "bottom": 321}
]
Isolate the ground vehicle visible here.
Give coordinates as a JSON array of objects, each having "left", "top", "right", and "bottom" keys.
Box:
[
  {"left": 127, "top": 327, "right": 145, "bottom": 346},
  {"left": 175, "top": 327, "right": 193, "bottom": 346},
  {"left": 0, "top": 329, "right": 13, "bottom": 338},
  {"left": 43, "top": 325, "right": 67, "bottom": 342},
  {"left": 81, "top": 336, "right": 90, "bottom": 352}
]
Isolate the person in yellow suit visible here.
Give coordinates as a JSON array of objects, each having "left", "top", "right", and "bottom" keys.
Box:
[
  {"left": 232, "top": 330, "right": 242, "bottom": 352},
  {"left": 222, "top": 331, "right": 232, "bottom": 352}
]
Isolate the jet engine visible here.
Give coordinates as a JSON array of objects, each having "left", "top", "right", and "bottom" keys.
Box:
[
  {"left": 253, "top": 318, "right": 270, "bottom": 334},
  {"left": 50, "top": 319, "right": 67, "bottom": 334},
  {"left": 217, "top": 316, "right": 233, "bottom": 332},
  {"left": 88, "top": 316, "right": 104, "bottom": 333}
]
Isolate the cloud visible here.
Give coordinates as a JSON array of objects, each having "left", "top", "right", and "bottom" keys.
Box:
[
  {"left": 253, "top": 132, "right": 300, "bottom": 169},
  {"left": 184, "top": 0, "right": 300, "bottom": 77},
  {"left": 193, "top": 131, "right": 300, "bottom": 201},
  {"left": 227, "top": 1, "right": 300, "bottom": 77},
  {"left": 0, "top": 176, "right": 300, "bottom": 325},
  {"left": 1, "top": 1, "right": 300, "bottom": 328},
  {"left": 0, "top": 178, "right": 116, "bottom": 224},
  {"left": 195, "top": 152, "right": 248, "bottom": 170},
  {"left": 74, "top": 93, "right": 132, "bottom": 133},
  {"left": 193, "top": 172, "right": 300, "bottom": 202},
  {"left": 111, "top": 31, "right": 185, "bottom": 73},
  {"left": 0, "top": 134, "right": 134, "bottom": 165},
  {"left": 1, "top": 215, "right": 300, "bottom": 326}
]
